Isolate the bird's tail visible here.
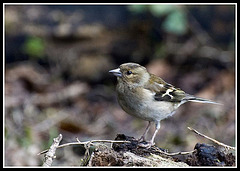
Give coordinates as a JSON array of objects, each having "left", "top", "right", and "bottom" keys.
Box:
[{"left": 184, "top": 94, "right": 222, "bottom": 105}]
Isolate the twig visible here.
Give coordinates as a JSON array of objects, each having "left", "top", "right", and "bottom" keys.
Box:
[
  {"left": 159, "top": 150, "right": 196, "bottom": 156},
  {"left": 187, "top": 127, "right": 235, "bottom": 150},
  {"left": 38, "top": 139, "right": 131, "bottom": 155},
  {"left": 42, "top": 134, "right": 63, "bottom": 167},
  {"left": 152, "top": 146, "right": 196, "bottom": 156}
]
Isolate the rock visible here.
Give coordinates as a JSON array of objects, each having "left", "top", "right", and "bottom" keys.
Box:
[
  {"left": 186, "top": 143, "right": 235, "bottom": 166},
  {"left": 87, "top": 146, "right": 188, "bottom": 167},
  {"left": 86, "top": 134, "right": 189, "bottom": 167}
]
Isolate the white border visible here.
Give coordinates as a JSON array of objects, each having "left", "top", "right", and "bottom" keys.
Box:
[{"left": 3, "top": 3, "right": 237, "bottom": 168}]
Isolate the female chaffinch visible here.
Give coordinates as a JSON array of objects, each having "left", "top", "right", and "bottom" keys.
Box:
[{"left": 109, "top": 62, "right": 221, "bottom": 147}]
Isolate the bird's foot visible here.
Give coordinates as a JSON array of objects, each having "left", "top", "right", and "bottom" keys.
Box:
[{"left": 138, "top": 141, "right": 155, "bottom": 148}]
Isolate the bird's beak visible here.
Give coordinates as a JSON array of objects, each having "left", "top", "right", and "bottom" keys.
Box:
[{"left": 109, "top": 68, "right": 122, "bottom": 77}]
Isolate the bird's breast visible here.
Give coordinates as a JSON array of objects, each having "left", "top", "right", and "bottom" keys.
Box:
[{"left": 116, "top": 84, "right": 179, "bottom": 121}]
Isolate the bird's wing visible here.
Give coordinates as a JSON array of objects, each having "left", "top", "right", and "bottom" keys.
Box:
[
  {"left": 144, "top": 74, "right": 186, "bottom": 102},
  {"left": 144, "top": 74, "right": 221, "bottom": 105}
]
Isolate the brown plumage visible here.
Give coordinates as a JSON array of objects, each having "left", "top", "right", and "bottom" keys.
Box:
[{"left": 109, "top": 62, "right": 221, "bottom": 147}]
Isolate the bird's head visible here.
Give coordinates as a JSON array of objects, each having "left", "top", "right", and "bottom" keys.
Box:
[{"left": 109, "top": 63, "right": 150, "bottom": 86}]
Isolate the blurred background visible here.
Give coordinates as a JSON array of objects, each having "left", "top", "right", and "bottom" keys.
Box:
[{"left": 4, "top": 4, "right": 235, "bottom": 166}]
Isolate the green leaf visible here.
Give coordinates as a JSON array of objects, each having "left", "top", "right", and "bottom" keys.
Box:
[
  {"left": 22, "top": 36, "right": 45, "bottom": 58},
  {"left": 149, "top": 5, "right": 176, "bottom": 16},
  {"left": 162, "top": 10, "right": 188, "bottom": 35}
]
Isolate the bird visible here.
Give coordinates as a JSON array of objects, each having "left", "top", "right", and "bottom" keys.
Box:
[{"left": 109, "top": 62, "right": 221, "bottom": 147}]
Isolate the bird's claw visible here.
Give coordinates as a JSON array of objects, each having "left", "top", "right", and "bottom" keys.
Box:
[{"left": 138, "top": 141, "right": 155, "bottom": 148}]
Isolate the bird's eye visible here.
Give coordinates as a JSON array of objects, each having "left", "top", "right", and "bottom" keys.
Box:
[{"left": 126, "top": 70, "right": 132, "bottom": 75}]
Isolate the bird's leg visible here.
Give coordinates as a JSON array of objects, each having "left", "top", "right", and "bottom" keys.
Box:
[
  {"left": 149, "top": 121, "right": 161, "bottom": 146},
  {"left": 138, "top": 121, "right": 160, "bottom": 148},
  {"left": 138, "top": 121, "right": 151, "bottom": 142}
]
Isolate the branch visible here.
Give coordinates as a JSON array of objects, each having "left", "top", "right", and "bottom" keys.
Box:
[
  {"left": 150, "top": 145, "right": 196, "bottom": 156},
  {"left": 42, "top": 134, "right": 63, "bottom": 167},
  {"left": 159, "top": 149, "right": 196, "bottom": 156},
  {"left": 38, "top": 137, "right": 131, "bottom": 156},
  {"left": 187, "top": 127, "right": 235, "bottom": 150}
]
